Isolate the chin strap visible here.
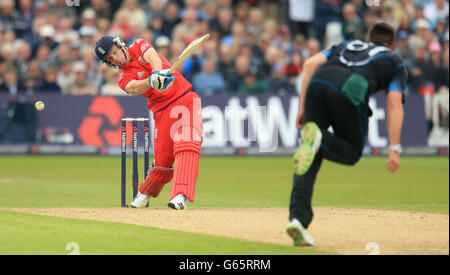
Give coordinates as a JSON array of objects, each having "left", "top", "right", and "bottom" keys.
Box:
[{"left": 103, "top": 36, "right": 129, "bottom": 68}]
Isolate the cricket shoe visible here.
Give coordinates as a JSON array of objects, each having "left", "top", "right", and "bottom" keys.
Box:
[
  {"left": 293, "top": 122, "right": 322, "bottom": 175},
  {"left": 130, "top": 192, "right": 150, "bottom": 208},
  {"left": 286, "top": 218, "right": 316, "bottom": 246},
  {"left": 168, "top": 194, "right": 187, "bottom": 210}
]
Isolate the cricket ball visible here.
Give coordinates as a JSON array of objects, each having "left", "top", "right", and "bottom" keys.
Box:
[{"left": 35, "top": 101, "right": 45, "bottom": 111}]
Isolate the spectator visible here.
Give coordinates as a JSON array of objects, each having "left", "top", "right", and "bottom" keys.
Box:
[
  {"left": 0, "top": 67, "right": 26, "bottom": 95},
  {"left": 96, "top": 18, "right": 111, "bottom": 38},
  {"left": 202, "top": 38, "right": 219, "bottom": 59},
  {"left": 435, "top": 17, "right": 448, "bottom": 43},
  {"left": 363, "top": 9, "right": 380, "bottom": 34},
  {"left": 172, "top": 8, "right": 200, "bottom": 45},
  {"left": 210, "top": 7, "right": 233, "bottom": 38},
  {"left": 341, "top": 2, "right": 365, "bottom": 41},
  {"left": 408, "top": 43, "right": 429, "bottom": 93},
  {"left": 24, "top": 60, "right": 43, "bottom": 93},
  {"left": 81, "top": 47, "right": 102, "bottom": 87},
  {"left": 16, "top": 0, "right": 34, "bottom": 38},
  {"left": 394, "top": 30, "right": 415, "bottom": 63},
  {"left": 90, "top": 0, "right": 112, "bottom": 21},
  {"left": 57, "top": 60, "right": 75, "bottom": 95},
  {"left": 424, "top": 42, "right": 446, "bottom": 90},
  {"left": 119, "top": 0, "right": 147, "bottom": 32},
  {"left": 140, "top": 28, "right": 155, "bottom": 45},
  {"left": 238, "top": 71, "right": 269, "bottom": 94},
  {"left": 181, "top": 0, "right": 209, "bottom": 21},
  {"left": 222, "top": 22, "right": 246, "bottom": 52},
  {"left": 305, "top": 38, "right": 321, "bottom": 58},
  {"left": 39, "top": 24, "right": 59, "bottom": 50},
  {"left": 35, "top": 44, "right": 52, "bottom": 71},
  {"left": 274, "top": 25, "right": 294, "bottom": 55},
  {"left": 228, "top": 55, "right": 250, "bottom": 92},
  {"left": 155, "top": 36, "right": 171, "bottom": 59},
  {"left": 79, "top": 26, "right": 97, "bottom": 48},
  {"left": 234, "top": 1, "right": 250, "bottom": 24},
  {"left": 439, "top": 49, "right": 449, "bottom": 89},
  {"left": 0, "top": 0, "right": 23, "bottom": 34},
  {"left": 47, "top": 12, "right": 60, "bottom": 33},
  {"left": 218, "top": 0, "right": 233, "bottom": 9},
  {"left": 315, "top": 0, "right": 342, "bottom": 43},
  {"left": 216, "top": 44, "right": 235, "bottom": 83},
  {"left": 203, "top": 1, "right": 218, "bottom": 23},
  {"left": 69, "top": 62, "right": 98, "bottom": 95},
  {"left": 146, "top": 0, "right": 166, "bottom": 24},
  {"left": 287, "top": 0, "right": 315, "bottom": 37},
  {"left": 15, "top": 41, "right": 33, "bottom": 76},
  {"left": 381, "top": 5, "right": 396, "bottom": 27},
  {"left": 397, "top": 12, "right": 414, "bottom": 34},
  {"left": 100, "top": 68, "right": 125, "bottom": 95},
  {"left": 70, "top": 43, "right": 82, "bottom": 62},
  {"left": 80, "top": 8, "right": 98, "bottom": 30},
  {"left": 192, "top": 56, "right": 226, "bottom": 94},
  {"left": 48, "top": 0, "right": 76, "bottom": 21},
  {"left": 267, "top": 67, "right": 296, "bottom": 94},
  {"left": 0, "top": 56, "right": 7, "bottom": 86},
  {"left": 55, "top": 17, "right": 79, "bottom": 44},
  {"left": 169, "top": 39, "right": 186, "bottom": 65},
  {"left": 0, "top": 43, "right": 15, "bottom": 65},
  {"left": 149, "top": 13, "right": 166, "bottom": 42},
  {"left": 20, "top": 16, "right": 45, "bottom": 52},
  {"left": 110, "top": 10, "right": 133, "bottom": 41},
  {"left": 162, "top": 1, "right": 181, "bottom": 39},
  {"left": 424, "top": 0, "right": 449, "bottom": 25},
  {"left": 246, "top": 7, "right": 264, "bottom": 40},
  {"left": 283, "top": 51, "right": 303, "bottom": 77},
  {"left": 258, "top": 46, "right": 282, "bottom": 79},
  {"left": 37, "top": 66, "right": 61, "bottom": 93}
]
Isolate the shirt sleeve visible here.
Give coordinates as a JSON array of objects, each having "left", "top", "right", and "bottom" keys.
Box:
[
  {"left": 386, "top": 63, "right": 408, "bottom": 103},
  {"left": 321, "top": 43, "right": 343, "bottom": 60},
  {"left": 130, "top": 38, "right": 153, "bottom": 58},
  {"left": 387, "top": 64, "right": 408, "bottom": 93},
  {"left": 118, "top": 70, "right": 134, "bottom": 92}
]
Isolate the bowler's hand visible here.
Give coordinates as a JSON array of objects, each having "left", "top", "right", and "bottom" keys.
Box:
[
  {"left": 296, "top": 110, "right": 304, "bottom": 129},
  {"left": 387, "top": 151, "right": 400, "bottom": 173}
]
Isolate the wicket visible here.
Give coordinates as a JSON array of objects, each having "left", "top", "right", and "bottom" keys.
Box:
[{"left": 121, "top": 118, "right": 150, "bottom": 208}]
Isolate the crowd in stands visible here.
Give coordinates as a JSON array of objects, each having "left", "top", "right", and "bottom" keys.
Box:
[{"left": 0, "top": 0, "right": 448, "bottom": 97}]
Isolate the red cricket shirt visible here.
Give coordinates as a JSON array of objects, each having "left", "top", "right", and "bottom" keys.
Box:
[{"left": 118, "top": 38, "right": 192, "bottom": 113}]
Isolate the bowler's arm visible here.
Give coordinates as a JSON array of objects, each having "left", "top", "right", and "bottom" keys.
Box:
[
  {"left": 296, "top": 52, "right": 328, "bottom": 128},
  {"left": 385, "top": 91, "right": 404, "bottom": 173},
  {"left": 299, "top": 53, "right": 328, "bottom": 112},
  {"left": 386, "top": 92, "right": 404, "bottom": 147}
]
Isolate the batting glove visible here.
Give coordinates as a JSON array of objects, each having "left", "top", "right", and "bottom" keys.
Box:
[{"left": 149, "top": 70, "right": 175, "bottom": 92}]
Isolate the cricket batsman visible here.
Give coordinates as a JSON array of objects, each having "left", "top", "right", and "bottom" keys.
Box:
[
  {"left": 94, "top": 36, "right": 202, "bottom": 210},
  {"left": 287, "top": 22, "right": 408, "bottom": 245}
]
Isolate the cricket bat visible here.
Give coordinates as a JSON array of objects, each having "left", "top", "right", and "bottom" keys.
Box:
[{"left": 169, "top": 34, "right": 210, "bottom": 74}]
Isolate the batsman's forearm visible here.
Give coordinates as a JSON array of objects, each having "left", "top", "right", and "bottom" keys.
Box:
[
  {"left": 150, "top": 57, "right": 162, "bottom": 72},
  {"left": 386, "top": 103, "right": 404, "bottom": 145},
  {"left": 143, "top": 47, "right": 163, "bottom": 72},
  {"left": 126, "top": 79, "right": 152, "bottom": 95}
]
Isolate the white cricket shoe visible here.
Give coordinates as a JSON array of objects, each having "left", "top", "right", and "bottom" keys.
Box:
[
  {"left": 286, "top": 218, "right": 316, "bottom": 246},
  {"left": 168, "top": 194, "right": 187, "bottom": 210},
  {"left": 130, "top": 192, "right": 150, "bottom": 208}
]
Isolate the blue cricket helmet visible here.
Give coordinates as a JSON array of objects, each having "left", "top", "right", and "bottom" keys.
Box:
[{"left": 95, "top": 35, "right": 115, "bottom": 61}]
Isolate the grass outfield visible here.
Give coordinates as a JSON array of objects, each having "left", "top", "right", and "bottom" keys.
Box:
[
  {"left": 0, "top": 156, "right": 448, "bottom": 255},
  {"left": 0, "top": 156, "right": 448, "bottom": 213},
  {"left": 0, "top": 210, "right": 326, "bottom": 255}
]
